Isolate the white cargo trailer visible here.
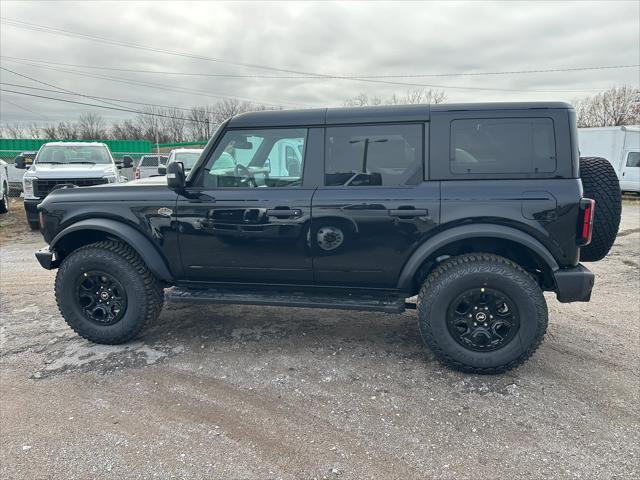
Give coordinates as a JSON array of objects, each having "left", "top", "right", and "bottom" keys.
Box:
[{"left": 578, "top": 126, "right": 640, "bottom": 193}]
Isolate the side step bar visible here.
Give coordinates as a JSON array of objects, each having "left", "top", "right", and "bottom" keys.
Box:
[{"left": 167, "top": 287, "right": 408, "bottom": 314}]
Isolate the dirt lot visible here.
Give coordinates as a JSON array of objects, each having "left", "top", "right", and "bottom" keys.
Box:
[{"left": 1, "top": 197, "right": 638, "bottom": 479}]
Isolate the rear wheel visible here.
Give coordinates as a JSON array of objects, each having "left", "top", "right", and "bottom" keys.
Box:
[
  {"left": 579, "top": 157, "right": 621, "bottom": 262},
  {"left": 417, "top": 253, "right": 548, "bottom": 374},
  {"left": 55, "top": 240, "right": 164, "bottom": 344}
]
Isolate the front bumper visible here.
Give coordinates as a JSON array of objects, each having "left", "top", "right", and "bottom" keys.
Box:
[
  {"left": 35, "top": 246, "right": 59, "bottom": 270},
  {"left": 24, "top": 198, "right": 40, "bottom": 221},
  {"left": 553, "top": 264, "right": 594, "bottom": 302}
]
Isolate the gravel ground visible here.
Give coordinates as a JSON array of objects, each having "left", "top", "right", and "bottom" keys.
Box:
[{"left": 1, "top": 197, "right": 639, "bottom": 480}]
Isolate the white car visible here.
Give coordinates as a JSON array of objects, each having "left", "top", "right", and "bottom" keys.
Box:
[
  {"left": 578, "top": 126, "right": 640, "bottom": 193},
  {"left": 17, "top": 142, "right": 130, "bottom": 229},
  {"left": 135, "top": 154, "right": 168, "bottom": 180},
  {"left": 161, "top": 148, "right": 204, "bottom": 175},
  {"left": 0, "top": 159, "right": 9, "bottom": 214}
]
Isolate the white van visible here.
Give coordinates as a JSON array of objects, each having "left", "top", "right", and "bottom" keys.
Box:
[{"left": 578, "top": 126, "right": 640, "bottom": 193}]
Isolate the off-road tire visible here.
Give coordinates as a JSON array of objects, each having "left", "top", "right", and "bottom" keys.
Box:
[
  {"left": 579, "top": 156, "right": 621, "bottom": 262},
  {"left": 55, "top": 240, "right": 164, "bottom": 344},
  {"left": 0, "top": 184, "right": 8, "bottom": 214},
  {"left": 8, "top": 186, "right": 21, "bottom": 198},
  {"left": 417, "top": 253, "right": 548, "bottom": 374}
]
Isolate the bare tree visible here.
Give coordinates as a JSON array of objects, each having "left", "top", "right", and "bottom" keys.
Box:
[
  {"left": 26, "top": 123, "right": 42, "bottom": 139},
  {"left": 574, "top": 86, "right": 640, "bottom": 127},
  {"left": 343, "top": 93, "right": 382, "bottom": 107},
  {"left": 111, "top": 119, "right": 143, "bottom": 140},
  {"left": 41, "top": 123, "right": 59, "bottom": 139},
  {"left": 77, "top": 113, "right": 106, "bottom": 139},
  {"left": 188, "top": 106, "right": 216, "bottom": 141},
  {"left": 345, "top": 88, "right": 447, "bottom": 107},
  {"left": 57, "top": 121, "right": 79, "bottom": 140},
  {"left": 3, "top": 123, "right": 27, "bottom": 138}
]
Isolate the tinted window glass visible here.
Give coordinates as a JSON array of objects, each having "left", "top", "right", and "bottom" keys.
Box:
[
  {"left": 325, "top": 124, "right": 422, "bottom": 186},
  {"left": 450, "top": 118, "right": 556, "bottom": 174},
  {"left": 37, "top": 145, "right": 111, "bottom": 165},
  {"left": 202, "top": 129, "right": 306, "bottom": 188},
  {"left": 626, "top": 152, "right": 640, "bottom": 167},
  {"left": 140, "top": 156, "right": 159, "bottom": 167}
]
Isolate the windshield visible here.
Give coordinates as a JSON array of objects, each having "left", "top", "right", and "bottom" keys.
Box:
[
  {"left": 37, "top": 145, "right": 112, "bottom": 165},
  {"left": 171, "top": 152, "right": 201, "bottom": 170}
]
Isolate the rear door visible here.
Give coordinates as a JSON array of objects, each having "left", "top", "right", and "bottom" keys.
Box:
[
  {"left": 311, "top": 123, "right": 440, "bottom": 288},
  {"left": 176, "top": 128, "right": 318, "bottom": 283}
]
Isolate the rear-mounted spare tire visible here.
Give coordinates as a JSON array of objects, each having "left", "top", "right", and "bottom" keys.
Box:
[{"left": 579, "top": 157, "right": 622, "bottom": 262}]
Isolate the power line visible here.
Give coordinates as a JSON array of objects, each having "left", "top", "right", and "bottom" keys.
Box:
[
  {"left": 2, "top": 54, "right": 637, "bottom": 80},
  {"left": 1, "top": 97, "right": 52, "bottom": 120},
  {"left": 0, "top": 82, "right": 195, "bottom": 112},
  {"left": 1, "top": 88, "right": 206, "bottom": 123},
  {"left": 1, "top": 58, "right": 310, "bottom": 107},
  {"left": 0, "top": 17, "right": 625, "bottom": 93},
  {"left": 0, "top": 66, "right": 134, "bottom": 111}
]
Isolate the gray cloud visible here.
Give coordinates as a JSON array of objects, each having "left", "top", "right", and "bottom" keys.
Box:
[{"left": 0, "top": 0, "right": 638, "bottom": 123}]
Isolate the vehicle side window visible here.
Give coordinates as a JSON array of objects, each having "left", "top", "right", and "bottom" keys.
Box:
[
  {"left": 201, "top": 128, "right": 307, "bottom": 188},
  {"left": 325, "top": 124, "right": 422, "bottom": 187},
  {"left": 450, "top": 118, "right": 556, "bottom": 174},
  {"left": 626, "top": 152, "right": 640, "bottom": 167}
]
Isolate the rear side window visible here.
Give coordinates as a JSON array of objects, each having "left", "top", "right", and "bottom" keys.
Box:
[
  {"left": 325, "top": 124, "right": 422, "bottom": 186},
  {"left": 626, "top": 152, "right": 640, "bottom": 167},
  {"left": 140, "top": 156, "right": 159, "bottom": 167},
  {"left": 450, "top": 118, "right": 556, "bottom": 174}
]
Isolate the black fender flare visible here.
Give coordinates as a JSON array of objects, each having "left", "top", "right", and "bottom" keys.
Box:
[
  {"left": 50, "top": 218, "right": 174, "bottom": 283},
  {"left": 396, "top": 223, "right": 559, "bottom": 290}
]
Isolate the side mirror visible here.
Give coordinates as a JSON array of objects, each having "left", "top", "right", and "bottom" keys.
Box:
[
  {"left": 158, "top": 165, "right": 167, "bottom": 175},
  {"left": 167, "top": 162, "right": 185, "bottom": 191},
  {"left": 121, "top": 155, "right": 133, "bottom": 169},
  {"left": 14, "top": 155, "right": 26, "bottom": 169}
]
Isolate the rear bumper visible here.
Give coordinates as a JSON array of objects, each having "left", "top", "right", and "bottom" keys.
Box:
[
  {"left": 553, "top": 264, "right": 594, "bottom": 302},
  {"left": 35, "top": 246, "right": 59, "bottom": 270}
]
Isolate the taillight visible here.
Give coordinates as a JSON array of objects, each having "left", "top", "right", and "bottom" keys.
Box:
[
  {"left": 135, "top": 167, "right": 140, "bottom": 179},
  {"left": 578, "top": 198, "right": 595, "bottom": 246}
]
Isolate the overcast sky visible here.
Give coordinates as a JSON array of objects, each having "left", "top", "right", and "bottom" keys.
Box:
[{"left": 1, "top": 0, "right": 639, "bottom": 124}]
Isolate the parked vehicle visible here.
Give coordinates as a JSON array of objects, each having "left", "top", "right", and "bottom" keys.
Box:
[
  {"left": 35, "top": 103, "right": 622, "bottom": 374},
  {"left": 158, "top": 148, "right": 203, "bottom": 175},
  {"left": 16, "top": 142, "right": 131, "bottom": 229},
  {"left": 8, "top": 151, "right": 36, "bottom": 197},
  {"left": 578, "top": 126, "right": 640, "bottom": 193},
  {"left": 0, "top": 159, "right": 9, "bottom": 214},
  {"left": 135, "top": 154, "right": 168, "bottom": 180}
]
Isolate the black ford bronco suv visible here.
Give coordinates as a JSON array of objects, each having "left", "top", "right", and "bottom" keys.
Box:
[{"left": 35, "top": 102, "right": 622, "bottom": 374}]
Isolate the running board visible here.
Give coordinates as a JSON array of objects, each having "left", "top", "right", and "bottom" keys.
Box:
[{"left": 167, "top": 287, "right": 407, "bottom": 313}]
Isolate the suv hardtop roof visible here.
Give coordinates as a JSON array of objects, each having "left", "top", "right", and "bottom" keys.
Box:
[{"left": 228, "top": 102, "right": 574, "bottom": 128}]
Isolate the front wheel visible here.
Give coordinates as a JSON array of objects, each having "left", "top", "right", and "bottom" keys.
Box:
[
  {"left": 55, "top": 240, "right": 164, "bottom": 344},
  {"left": 417, "top": 253, "right": 548, "bottom": 374}
]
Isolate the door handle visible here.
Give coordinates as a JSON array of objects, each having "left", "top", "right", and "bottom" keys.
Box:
[
  {"left": 388, "top": 208, "right": 428, "bottom": 217},
  {"left": 266, "top": 208, "right": 302, "bottom": 218}
]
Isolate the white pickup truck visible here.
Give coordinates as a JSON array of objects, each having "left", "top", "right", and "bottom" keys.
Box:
[
  {"left": 0, "top": 159, "right": 8, "bottom": 214},
  {"left": 578, "top": 126, "right": 640, "bottom": 193}
]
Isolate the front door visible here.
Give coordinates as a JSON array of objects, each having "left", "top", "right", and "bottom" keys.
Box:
[
  {"left": 176, "top": 127, "right": 314, "bottom": 283},
  {"left": 312, "top": 123, "right": 440, "bottom": 288}
]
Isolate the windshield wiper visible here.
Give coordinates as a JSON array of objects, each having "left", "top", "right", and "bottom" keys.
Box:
[
  {"left": 69, "top": 161, "right": 96, "bottom": 165},
  {"left": 37, "top": 161, "right": 64, "bottom": 164}
]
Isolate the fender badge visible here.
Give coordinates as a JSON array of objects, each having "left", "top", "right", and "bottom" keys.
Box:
[{"left": 157, "top": 207, "right": 173, "bottom": 217}]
